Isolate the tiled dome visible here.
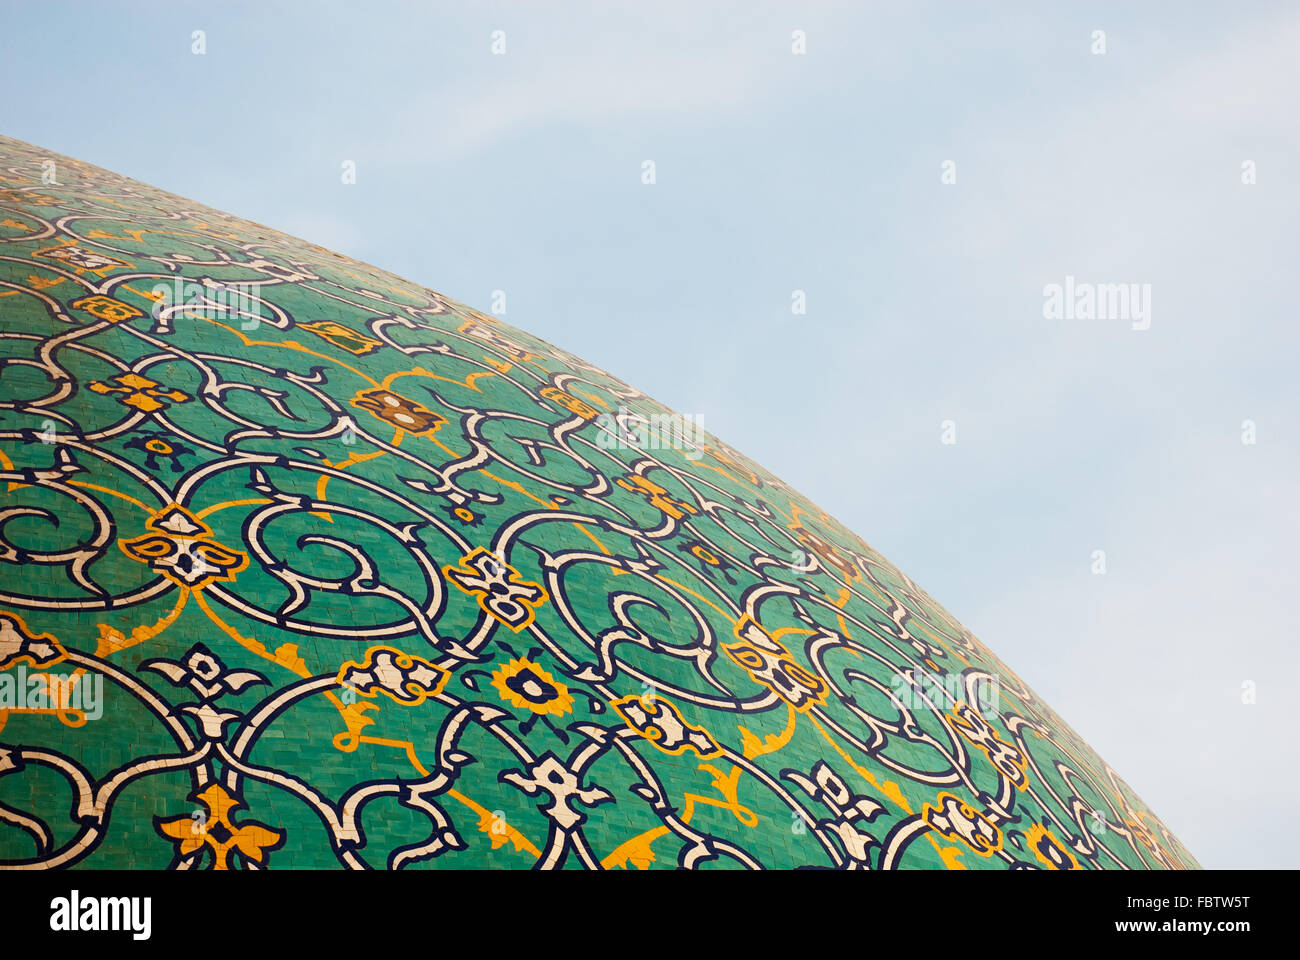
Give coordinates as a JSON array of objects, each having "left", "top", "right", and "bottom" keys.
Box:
[{"left": 0, "top": 136, "right": 1195, "bottom": 870}]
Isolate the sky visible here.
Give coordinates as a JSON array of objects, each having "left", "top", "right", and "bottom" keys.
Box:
[{"left": 2, "top": 0, "right": 1296, "bottom": 869}]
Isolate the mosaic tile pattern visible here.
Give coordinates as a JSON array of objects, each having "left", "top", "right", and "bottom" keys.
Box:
[{"left": 0, "top": 136, "right": 1196, "bottom": 869}]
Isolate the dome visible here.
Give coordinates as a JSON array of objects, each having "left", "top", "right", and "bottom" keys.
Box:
[{"left": 0, "top": 136, "right": 1195, "bottom": 870}]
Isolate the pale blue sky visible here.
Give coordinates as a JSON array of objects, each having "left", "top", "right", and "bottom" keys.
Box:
[{"left": 3, "top": 0, "right": 1296, "bottom": 868}]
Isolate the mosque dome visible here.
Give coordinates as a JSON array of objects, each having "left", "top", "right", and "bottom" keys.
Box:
[{"left": 0, "top": 136, "right": 1196, "bottom": 870}]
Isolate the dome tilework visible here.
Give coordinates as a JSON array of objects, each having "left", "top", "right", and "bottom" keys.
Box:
[{"left": 0, "top": 136, "right": 1196, "bottom": 870}]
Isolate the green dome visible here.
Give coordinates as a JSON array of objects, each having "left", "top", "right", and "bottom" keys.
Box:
[{"left": 0, "top": 136, "right": 1195, "bottom": 870}]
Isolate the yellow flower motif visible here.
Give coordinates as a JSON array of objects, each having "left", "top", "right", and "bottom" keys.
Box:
[
  {"left": 336, "top": 645, "right": 449, "bottom": 706},
  {"left": 491, "top": 658, "right": 574, "bottom": 717},
  {"left": 352, "top": 386, "right": 447, "bottom": 435},
  {"left": 89, "top": 372, "right": 190, "bottom": 413},
  {"left": 33, "top": 241, "right": 129, "bottom": 274},
  {"left": 458, "top": 318, "right": 538, "bottom": 362},
  {"left": 723, "top": 615, "right": 827, "bottom": 713},
  {"left": 611, "top": 694, "right": 722, "bottom": 759},
  {"left": 0, "top": 190, "right": 57, "bottom": 206},
  {"left": 118, "top": 504, "right": 247, "bottom": 589},
  {"left": 155, "top": 783, "right": 283, "bottom": 870},
  {"left": 1026, "top": 823, "right": 1081, "bottom": 870},
  {"left": 0, "top": 610, "right": 67, "bottom": 670},
  {"left": 922, "top": 792, "right": 1002, "bottom": 857},
  {"left": 71, "top": 294, "right": 144, "bottom": 324},
  {"left": 299, "top": 319, "right": 383, "bottom": 356},
  {"left": 948, "top": 701, "right": 1030, "bottom": 792},
  {"left": 615, "top": 473, "right": 697, "bottom": 519},
  {"left": 540, "top": 386, "right": 598, "bottom": 420},
  {"left": 443, "top": 548, "right": 548, "bottom": 631}
]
